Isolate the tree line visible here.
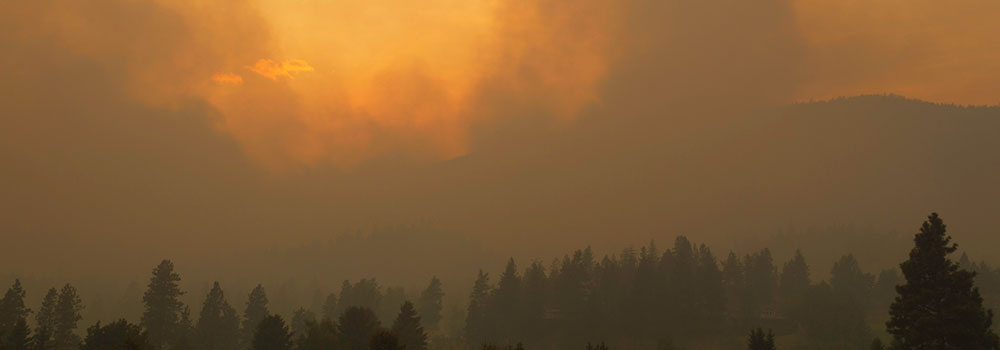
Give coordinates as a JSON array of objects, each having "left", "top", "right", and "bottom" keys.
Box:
[
  {"left": 1, "top": 213, "right": 998, "bottom": 349},
  {"left": 0, "top": 260, "right": 443, "bottom": 350},
  {"left": 461, "top": 213, "right": 999, "bottom": 349}
]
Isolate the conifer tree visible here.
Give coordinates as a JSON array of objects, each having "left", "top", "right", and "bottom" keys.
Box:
[
  {"left": 493, "top": 258, "right": 521, "bottom": 340},
  {"left": 195, "top": 282, "right": 239, "bottom": 350},
  {"left": 746, "top": 328, "right": 775, "bottom": 350},
  {"left": 521, "top": 262, "right": 547, "bottom": 342},
  {"left": 322, "top": 293, "right": 338, "bottom": 323},
  {"left": 830, "top": 254, "right": 874, "bottom": 307},
  {"left": 81, "top": 319, "right": 147, "bottom": 350},
  {"left": 337, "top": 307, "right": 381, "bottom": 350},
  {"left": 175, "top": 306, "right": 195, "bottom": 350},
  {"left": 141, "top": 260, "right": 185, "bottom": 350},
  {"left": 390, "top": 301, "right": 427, "bottom": 350},
  {"left": 290, "top": 307, "right": 316, "bottom": 339},
  {"left": 33, "top": 288, "right": 58, "bottom": 350},
  {"left": 251, "top": 315, "right": 292, "bottom": 350},
  {"left": 297, "top": 318, "right": 337, "bottom": 350},
  {"left": 0, "top": 280, "right": 30, "bottom": 335},
  {"left": 369, "top": 330, "right": 402, "bottom": 350},
  {"left": 2, "top": 318, "right": 30, "bottom": 350},
  {"left": 242, "top": 284, "right": 269, "bottom": 348},
  {"left": 52, "top": 284, "right": 83, "bottom": 350},
  {"left": 778, "top": 249, "right": 810, "bottom": 314},
  {"left": 465, "top": 270, "right": 492, "bottom": 347},
  {"left": 887, "top": 213, "right": 1000, "bottom": 349},
  {"left": 416, "top": 277, "right": 444, "bottom": 332},
  {"left": 694, "top": 244, "right": 725, "bottom": 334}
]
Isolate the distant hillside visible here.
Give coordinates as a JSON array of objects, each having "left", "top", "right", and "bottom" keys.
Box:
[{"left": 418, "top": 94, "right": 1000, "bottom": 263}]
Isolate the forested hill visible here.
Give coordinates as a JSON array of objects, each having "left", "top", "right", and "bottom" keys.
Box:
[{"left": 426, "top": 94, "right": 1000, "bottom": 262}]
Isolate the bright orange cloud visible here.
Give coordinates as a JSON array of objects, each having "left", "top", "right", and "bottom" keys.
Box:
[{"left": 246, "top": 59, "right": 314, "bottom": 80}]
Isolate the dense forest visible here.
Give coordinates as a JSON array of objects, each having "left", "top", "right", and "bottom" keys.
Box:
[{"left": 1, "top": 213, "right": 997, "bottom": 350}]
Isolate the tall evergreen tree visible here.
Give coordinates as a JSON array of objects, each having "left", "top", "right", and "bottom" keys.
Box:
[
  {"left": 290, "top": 307, "right": 316, "bottom": 339},
  {"left": 141, "top": 260, "right": 185, "bottom": 350},
  {"left": 416, "top": 277, "right": 444, "bottom": 332},
  {"left": 743, "top": 249, "right": 777, "bottom": 322},
  {"left": 81, "top": 319, "right": 147, "bottom": 350},
  {"left": 830, "top": 254, "right": 874, "bottom": 308},
  {"left": 337, "top": 307, "right": 381, "bottom": 350},
  {"left": 521, "top": 262, "right": 547, "bottom": 343},
  {"left": 778, "top": 249, "right": 810, "bottom": 314},
  {"left": 2, "top": 318, "right": 30, "bottom": 350},
  {"left": 493, "top": 258, "right": 522, "bottom": 341},
  {"left": 242, "top": 284, "right": 269, "bottom": 349},
  {"left": 746, "top": 328, "right": 775, "bottom": 350},
  {"left": 175, "top": 306, "right": 194, "bottom": 350},
  {"left": 321, "top": 293, "right": 338, "bottom": 323},
  {"left": 693, "top": 244, "right": 725, "bottom": 335},
  {"left": 251, "top": 315, "right": 292, "bottom": 350},
  {"left": 887, "top": 213, "right": 1000, "bottom": 349},
  {"left": 34, "top": 288, "right": 58, "bottom": 350},
  {"left": 390, "top": 301, "right": 427, "bottom": 350},
  {"left": 465, "top": 270, "right": 492, "bottom": 347},
  {"left": 194, "top": 282, "right": 239, "bottom": 350},
  {"left": 52, "top": 284, "right": 84, "bottom": 350},
  {"left": 296, "top": 318, "right": 337, "bottom": 350},
  {"left": 0, "top": 280, "right": 30, "bottom": 335}
]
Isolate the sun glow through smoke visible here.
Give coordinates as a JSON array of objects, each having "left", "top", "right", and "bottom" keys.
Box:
[{"left": 202, "top": 0, "right": 615, "bottom": 169}]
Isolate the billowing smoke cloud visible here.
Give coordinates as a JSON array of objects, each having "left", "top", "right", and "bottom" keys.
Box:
[{"left": 3, "top": 0, "right": 1000, "bottom": 306}]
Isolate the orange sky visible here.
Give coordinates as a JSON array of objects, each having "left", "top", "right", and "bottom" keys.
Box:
[{"left": 13, "top": 0, "right": 999, "bottom": 168}]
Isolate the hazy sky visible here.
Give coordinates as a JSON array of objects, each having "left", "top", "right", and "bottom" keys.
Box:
[{"left": 2, "top": 0, "right": 1000, "bottom": 283}]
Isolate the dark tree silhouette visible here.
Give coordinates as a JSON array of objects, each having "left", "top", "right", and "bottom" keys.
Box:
[
  {"left": 290, "top": 307, "right": 316, "bottom": 339},
  {"left": 887, "top": 213, "right": 1000, "bottom": 349},
  {"left": 465, "top": 270, "right": 492, "bottom": 347},
  {"left": 53, "top": 284, "right": 83, "bottom": 350},
  {"left": 242, "top": 284, "right": 270, "bottom": 349},
  {"left": 338, "top": 307, "right": 381, "bottom": 350},
  {"left": 493, "top": 258, "right": 521, "bottom": 341},
  {"left": 794, "top": 282, "right": 870, "bottom": 349},
  {"left": 322, "top": 293, "right": 338, "bottom": 323},
  {"left": 742, "top": 249, "right": 777, "bottom": 325},
  {"left": 141, "top": 260, "right": 185, "bottom": 350},
  {"left": 416, "top": 277, "right": 444, "bottom": 332},
  {"left": 338, "top": 279, "right": 382, "bottom": 316},
  {"left": 251, "top": 315, "right": 292, "bottom": 350},
  {"left": 33, "top": 288, "right": 58, "bottom": 350},
  {"left": 194, "top": 282, "right": 240, "bottom": 350},
  {"left": 391, "top": 301, "right": 426, "bottom": 350},
  {"left": 368, "top": 330, "right": 402, "bottom": 350},
  {"left": 746, "top": 328, "right": 775, "bottom": 350},
  {"left": 296, "top": 318, "right": 337, "bottom": 350},
  {"left": 81, "top": 319, "right": 147, "bottom": 350},
  {"left": 521, "top": 261, "right": 547, "bottom": 343},
  {"left": 778, "top": 249, "right": 810, "bottom": 314},
  {"left": 830, "top": 254, "right": 874, "bottom": 308},
  {"left": 0, "top": 280, "right": 30, "bottom": 336},
  {"left": 175, "top": 306, "right": 194, "bottom": 350},
  {"left": 2, "top": 318, "right": 30, "bottom": 350}
]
